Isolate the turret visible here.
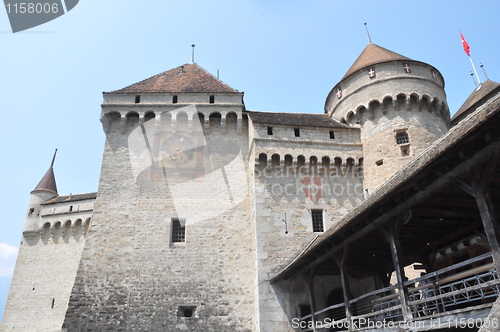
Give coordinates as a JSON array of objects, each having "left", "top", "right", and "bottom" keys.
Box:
[
  {"left": 325, "top": 44, "right": 450, "bottom": 194},
  {"left": 23, "top": 150, "right": 58, "bottom": 237}
]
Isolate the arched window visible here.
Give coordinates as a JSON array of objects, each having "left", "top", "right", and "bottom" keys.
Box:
[
  {"left": 271, "top": 154, "right": 280, "bottom": 167},
  {"left": 258, "top": 153, "right": 268, "bottom": 168}
]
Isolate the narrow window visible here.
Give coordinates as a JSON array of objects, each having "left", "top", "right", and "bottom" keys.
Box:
[
  {"left": 51, "top": 298, "right": 55, "bottom": 309},
  {"left": 173, "top": 95, "right": 178, "bottom": 104},
  {"left": 69, "top": 205, "right": 73, "bottom": 212},
  {"left": 299, "top": 304, "right": 311, "bottom": 321},
  {"left": 396, "top": 131, "right": 409, "bottom": 145},
  {"left": 135, "top": 95, "right": 140, "bottom": 103},
  {"left": 178, "top": 306, "right": 197, "bottom": 317},
  {"left": 311, "top": 209, "right": 324, "bottom": 232},
  {"left": 209, "top": 95, "right": 215, "bottom": 104},
  {"left": 294, "top": 128, "right": 300, "bottom": 137},
  {"left": 267, "top": 126, "right": 273, "bottom": 135},
  {"left": 171, "top": 219, "right": 186, "bottom": 243},
  {"left": 28, "top": 208, "right": 35, "bottom": 216},
  {"left": 329, "top": 130, "right": 335, "bottom": 139}
]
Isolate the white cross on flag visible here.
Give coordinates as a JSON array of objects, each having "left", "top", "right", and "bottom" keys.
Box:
[
  {"left": 403, "top": 63, "right": 411, "bottom": 73},
  {"left": 336, "top": 89, "right": 342, "bottom": 99},
  {"left": 368, "top": 68, "right": 376, "bottom": 78}
]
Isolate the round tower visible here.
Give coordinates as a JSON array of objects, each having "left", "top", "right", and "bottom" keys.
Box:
[
  {"left": 325, "top": 44, "right": 450, "bottom": 194},
  {"left": 23, "top": 151, "right": 58, "bottom": 237}
]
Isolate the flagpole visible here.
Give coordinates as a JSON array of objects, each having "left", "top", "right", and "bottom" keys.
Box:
[
  {"left": 460, "top": 31, "right": 481, "bottom": 85},
  {"left": 469, "top": 56, "right": 481, "bottom": 85}
]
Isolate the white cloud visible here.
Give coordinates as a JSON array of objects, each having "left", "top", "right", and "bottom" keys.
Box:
[
  {"left": 0, "top": 244, "right": 18, "bottom": 260},
  {"left": 0, "top": 244, "right": 18, "bottom": 278}
]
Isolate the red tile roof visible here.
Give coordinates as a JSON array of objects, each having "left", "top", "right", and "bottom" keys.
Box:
[{"left": 107, "top": 63, "right": 239, "bottom": 94}]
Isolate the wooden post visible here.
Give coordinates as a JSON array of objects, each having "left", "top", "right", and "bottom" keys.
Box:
[
  {"left": 378, "top": 211, "right": 413, "bottom": 321},
  {"left": 387, "top": 231, "right": 413, "bottom": 321},
  {"left": 470, "top": 164, "right": 500, "bottom": 272},
  {"left": 338, "top": 247, "right": 352, "bottom": 331},
  {"left": 304, "top": 270, "right": 317, "bottom": 332}
]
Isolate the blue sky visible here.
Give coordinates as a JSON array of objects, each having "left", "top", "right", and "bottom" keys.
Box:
[{"left": 1, "top": 0, "right": 500, "bottom": 321}]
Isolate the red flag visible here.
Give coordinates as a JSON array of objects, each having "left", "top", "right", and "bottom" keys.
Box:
[{"left": 460, "top": 32, "right": 470, "bottom": 56}]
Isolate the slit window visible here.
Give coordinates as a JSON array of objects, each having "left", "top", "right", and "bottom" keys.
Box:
[
  {"left": 329, "top": 130, "right": 335, "bottom": 139},
  {"left": 311, "top": 209, "right": 324, "bottom": 232},
  {"left": 135, "top": 95, "right": 140, "bottom": 103},
  {"left": 171, "top": 219, "right": 186, "bottom": 243},
  {"left": 69, "top": 205, "right": 73, "bottom": 212},
  {"left": 396, "top": 131, "right": 409, "bottom": 145},
  {"left": 173, "top": 95, "right": 178, "bottom": 104},
  {"left": 294, "top": 128, "right": 300, "bottom": 137},
  {"left": 28, "top": 208, "right": 35, "bottom": 216},
  {"left": 209, "top": 95, "right": 215, "bottom": 104},
  {"left": 267, "top": 126, "right": 273, "bottom": 135},
  {"left": 178, "top": 305, "right": 196, "bottom": 317}
]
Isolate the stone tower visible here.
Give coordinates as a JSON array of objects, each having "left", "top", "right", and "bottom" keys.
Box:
[
  {"left": 2, "top": 153, "right": 95, "bottom": 331},
  {"left": 325, "top": 44, "right": 450, "bottom": 194},
  {"left": 22, "top": 153, "right": 58, "bottom": 237},
  {"left": 61, "top": 63, "right": 257, "bottom": 331}
]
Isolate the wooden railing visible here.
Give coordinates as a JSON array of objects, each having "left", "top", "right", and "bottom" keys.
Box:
[{"left": 299, "top": 253, "right": 499, "bottom": 331}]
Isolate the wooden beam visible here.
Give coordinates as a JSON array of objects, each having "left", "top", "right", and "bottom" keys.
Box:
[
  {"left": 470, "top": 164, "right": 500, "bottom": 272},
  {"left": 450, "top": 178, "right": 475, "bottom": 197},
  {"left": 481, "top": 146, "right": 499, "bottom": 193}
]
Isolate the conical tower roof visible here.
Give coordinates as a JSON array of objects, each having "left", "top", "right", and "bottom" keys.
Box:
[
  {"left": 33, "top": 167, "right": 58, "bottom": 195},
  {"left": 32, "top": 150, "right": 58, "bottom": 195},
  {"left": 108, "top": 63, "right": 239, "bottom": 94},
  {"left": 342, "top": 44, "right": 412, "bottom": 80}
]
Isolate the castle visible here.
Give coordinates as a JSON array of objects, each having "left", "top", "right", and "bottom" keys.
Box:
[{"left": 2, "top": 43, "right": 500, "bottom": 332}]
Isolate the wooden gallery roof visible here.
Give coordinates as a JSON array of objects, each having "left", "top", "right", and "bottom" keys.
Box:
[{"left": 271, "top": 93, "right": 500, "bottom": 283}]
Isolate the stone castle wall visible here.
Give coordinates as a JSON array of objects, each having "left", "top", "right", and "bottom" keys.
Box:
[
  {"left": 1, "top": 200, "right": 93, "bottom": 332},
  {"left": 250, "top": 121, "right": 364, "bottom": 331},
  {"left": 62, "top": 105, "right": 257, "bottom": 331}
]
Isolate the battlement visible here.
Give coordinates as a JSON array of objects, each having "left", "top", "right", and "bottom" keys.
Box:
[
  {"left": 100, "top": 108, "right": 248, "bottom": 135},
  {"left": 256, "top": 153, "right": 363, "bottom": 177},
  {"left": 341, "top": 92, "right": 450, "bottom": 126},
  {"left": 23, "top": 193, "right": 95, "bottom": 242},
  {"left": 35, "top": 217, "right": 91, "bottom": 243},
  {"left": 326, "top": 52, "right": 447, "bottom": 115}
]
